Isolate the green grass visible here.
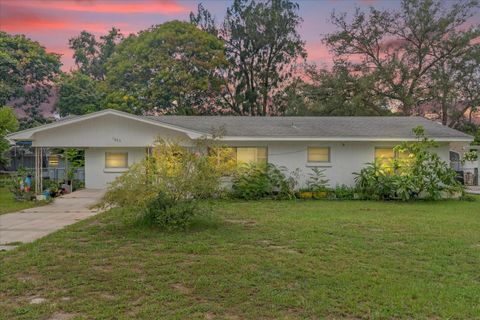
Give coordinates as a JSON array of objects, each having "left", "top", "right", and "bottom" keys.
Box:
[
  {"left": 1, "top": 198, "right": 480, "bottom": 319},
  {"left": 0, "top": 188, "right": 40, "bottom": 215}
]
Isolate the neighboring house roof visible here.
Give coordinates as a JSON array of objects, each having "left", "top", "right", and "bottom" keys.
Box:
[{"left": 7, "top": 109, "right": 473, "bottom": 143}]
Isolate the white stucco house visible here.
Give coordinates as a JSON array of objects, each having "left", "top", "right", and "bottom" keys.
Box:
[{"left": 7, "top": 109, "right": 473, "bottom": 190}]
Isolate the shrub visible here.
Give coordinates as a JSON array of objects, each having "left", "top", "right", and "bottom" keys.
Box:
[
  {"left": 305, "top": 168, "right": 329, "bottom": 192},
  {"left": 142, "top": 192, "right": 203, "bottom": 230},
  {"left": 100, "top": 162, "right": 158, "bottom": 210},
  {"left": 231, "top": 162, "right": 297, "bottom": 200},
  {"left": 100, "top": 138, "right": 229, "bottom": 227},
  {"left": 331, "top": 185, "right": 355, "bottom": 200},
  {"left": 354, "top": 126, "right": 463, "bottom": 201},
  {"left": 463, "top": 151, "right": 478, "bottom": 162}
]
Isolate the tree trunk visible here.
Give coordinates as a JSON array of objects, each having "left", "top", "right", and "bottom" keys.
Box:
[{"left": 441, "top": 101, "right": 448, "bottom": 126}]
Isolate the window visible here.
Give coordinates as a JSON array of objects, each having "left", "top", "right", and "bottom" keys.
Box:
[
  {"left": 375, "top": 147, "right": 413, "bottom": 171},
  {"left": 48, "top": 155, "right": 59, "bottom": 167},
  {"left": 105, "top": 152, "right": 128, "bottom": 169},
  {"left": 308, "top": 147, "right": 330, "bottom": 163},
  {"left": 236, "top": 147, "right": 267, "bottom": 164},
  {"left": 375, "top": 148, "right": 395, "bottom": 167},
  {"left": 215, "top": 147, "right": 267, "bottom": 165}
]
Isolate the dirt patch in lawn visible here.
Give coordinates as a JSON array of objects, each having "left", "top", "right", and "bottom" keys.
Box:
[
  {"left": 48, "top": 312, "right": 78, "bottom": 320},
  {"left": 224, "top": 219, "right": 257, "bottom": 228},
  {"left": 257, "top": 240, "right": 301, "bottom": 254},
  {"left": 170, "top": 283, "right": 192, "bottom": 294}
]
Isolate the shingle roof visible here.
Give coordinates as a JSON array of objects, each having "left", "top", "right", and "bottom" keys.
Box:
[
  {"left": 7, "top": 109, "right": 472, "bottom": 143},
  {"left": 145, "top": 116, "right": 472, "bottom": 140}
]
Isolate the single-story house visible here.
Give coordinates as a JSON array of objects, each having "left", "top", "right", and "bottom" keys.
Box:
[{"left": 7, "top": 109, "right": 473, "bottom": 190}]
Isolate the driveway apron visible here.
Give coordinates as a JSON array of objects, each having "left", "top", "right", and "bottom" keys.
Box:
[{"left": 0, "top": 189, "right": 104, "bottom": 245}]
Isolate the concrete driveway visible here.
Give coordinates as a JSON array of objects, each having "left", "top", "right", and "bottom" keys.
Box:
[
  {"left": 0, "top": 189, "right": 104, "bottom": 247},
  {"left": 466, "top": 186, "right": 480, "bottom": 195}
]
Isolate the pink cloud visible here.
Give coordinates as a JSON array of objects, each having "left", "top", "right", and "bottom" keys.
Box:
[
  {"left": 0, "top": 6, "right": 117, "bottom": 33},
  {"left": 7, "top": 0, "right": 190, "bottom": 15}
]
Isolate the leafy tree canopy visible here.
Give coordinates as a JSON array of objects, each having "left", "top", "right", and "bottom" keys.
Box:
[
  {"left": 55, "top": 72, "right": 102, "bottom": 117},
  {"left": 324, "top": 0, "right": 480, "bottom": 117},
  {"left": 191, "top": 0, "right": 307, "bottom": 115},
  {"left": 0, "top": 106, "right": 19, "bottom": 167},
  {"left": 284, "top": 63, "right": 391, "bottom": 116},
  {"left": 0, "top": 32, "right": 61, "bottom": 124},
  {"left": 104, "top": 21, "right": 227, "bottom": 114},
  {"left": 69, "top": 28, "right": 124, "bottom": 80}
]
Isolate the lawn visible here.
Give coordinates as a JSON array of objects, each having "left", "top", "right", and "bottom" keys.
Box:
[
  {"left": 1, "top": 198, "right": 480, "bottom": 319},
  {"left": 0, "top": 188, "right": 40, "bottom": 215}
]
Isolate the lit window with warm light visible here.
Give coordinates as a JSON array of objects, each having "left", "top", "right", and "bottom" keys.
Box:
[
  {"left": 105, "top": 152, "right": 128, "bottom": 169},
  {"left": 214, "top": 147, "right": 267, "bottom": 165},
  {"left": 375, "top": 147, "right": 413, "bottom": 171},
  {"left": 236, "top": 147, "right": 267, "bottom": 164},
  {"left": 308, "top": 147, "right": 330, "bottom": 163},
  {"left": 375, "top": 148, "right": 395, "bottom": 167},
  {"left": 48, "top": 155, "right": 59, "bottom": 167}
]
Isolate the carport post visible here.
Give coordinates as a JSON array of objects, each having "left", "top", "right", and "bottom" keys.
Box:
[{"left": 34, "top": 147, "right": 43, "bottom": 195}]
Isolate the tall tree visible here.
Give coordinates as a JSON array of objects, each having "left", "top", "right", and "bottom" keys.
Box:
[
  {"left": 0, "top": 106, "right": 19, "bottom": 167},
  {"left": 283, "top": 63, "right": 390, "bottom": 116},
  {"left": 189, "top": 3, "right": 218, "bottom": 37},
  {"left": 0, "top": 32, "right": 61, "bottom": 125},
  {"left": 324, "top": 0, "right": 479, "bottom": 116},
  {"left": 191, "top": 0, "right": 307, "bottom": 115},
  {"left": 429, "top": 45, "right": 480, "bottom": 127},
  {"left": 221, "top": 0, "right": 306, "bottom": 115},
  {"left": 105, "top": 21, "right": 227, "bottom": 114},
  {"left": 55, "top": 72, "right": 102, "bottom": 116},
  {"left": 69, "top": 28, "right": 124, "bottom": 80}
]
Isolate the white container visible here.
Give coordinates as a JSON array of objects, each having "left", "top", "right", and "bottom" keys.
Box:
[{"left": 463, "top": 160, "right": 478, "bottom": 170}]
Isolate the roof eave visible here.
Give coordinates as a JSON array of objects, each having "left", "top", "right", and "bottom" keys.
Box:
[{"left": 218, "top": 136, "right": 474, "bottom": 142}]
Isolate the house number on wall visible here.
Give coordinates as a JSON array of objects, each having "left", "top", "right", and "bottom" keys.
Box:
[{"left": 112, "top": 137, "right": 122, "bottom": 143}]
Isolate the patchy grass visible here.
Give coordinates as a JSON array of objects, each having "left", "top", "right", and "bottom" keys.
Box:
[
  {"left": 1, "top": 198, "right": 480, "bottom": 319},
  {"left": 0, "top": 188, "right": 41, "bottom": 215}
]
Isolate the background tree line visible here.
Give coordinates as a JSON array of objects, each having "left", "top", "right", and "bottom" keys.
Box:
[{"left": 1, "top": 0, "right": 479, "bottom": 137}]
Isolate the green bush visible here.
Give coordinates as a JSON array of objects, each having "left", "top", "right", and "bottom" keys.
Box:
[
  {"left": 463, "top": 151, "right": 478, "bottom": 162},
  {"left": 305, "top": 168, "right": 330, "bottom": 192},
  {"left": 100, "top": 138, "right": 229, "bottom": 228},
  {"left": 354, "top": 127, "right": 463, "bottom": 201},
  {"left": 331, "top": 185, "right": 355, "bottom": 200},
  {"left": 142, "top": 192, "right": 202, "bottom": 230},
  {"left": 231, "top": 162, "right": 297, "bottom": 200}
]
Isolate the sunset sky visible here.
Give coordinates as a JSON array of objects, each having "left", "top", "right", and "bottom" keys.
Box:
[{"left": 0, "top": 0, "right": 404, "bottom": 71}]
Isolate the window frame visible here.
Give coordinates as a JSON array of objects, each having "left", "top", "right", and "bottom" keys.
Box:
[
  {"left": 215, "top": 146, "right": 268, "bottom": 165},
  {"left": 236, "top": 146, "right": 268, "bottom": 164},
  {"left": 307, "top": 146, "right": 331, "bottom": 164},
  {"left": 48, "top": 155, "right": 60, "bottom": 167},
  {"left": 104, "top": 152, "right": 129, "bottom": 170},
  {"left": 374, "top": 146, "right": 413, "bottom": 171}
]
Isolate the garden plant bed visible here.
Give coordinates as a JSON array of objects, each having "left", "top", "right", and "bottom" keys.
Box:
[
  {"left": 1, "top": 198, "right": 480, "bottom": 319},
  {"left": 0, "top": 188, "right": 45, "bottom": 216}
]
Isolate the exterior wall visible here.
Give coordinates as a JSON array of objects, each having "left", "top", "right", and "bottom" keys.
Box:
[
  {"left": 84, "top": 139, "right": 453, "bottom": 189},
  {"left": 223, "top": 141, "right": 451, "bottom": 187},
  {"left": 32, "top": 113, "right": 190, "bottom": 147},
  {"left": 85, "top": 147, "right": 146, "bottom": 189}
]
